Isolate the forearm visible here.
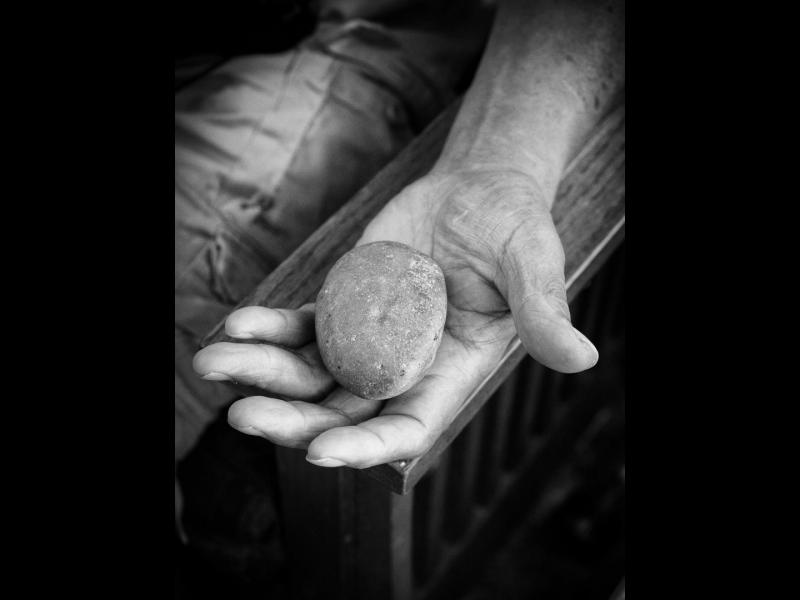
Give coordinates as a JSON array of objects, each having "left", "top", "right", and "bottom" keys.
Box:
[{"left": 435, "top": 0, "right": 625, "bottom": 205}]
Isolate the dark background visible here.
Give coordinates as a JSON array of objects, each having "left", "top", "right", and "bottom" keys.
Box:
[
  {"left": 172, "top": 3, "right": 625, "bottom": 598},
  {"left": 3, "top": 2, "right": 743, "bottom": 599}
]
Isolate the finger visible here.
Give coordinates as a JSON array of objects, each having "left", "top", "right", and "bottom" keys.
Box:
[
  {"left": 497, "top": 216, "right": 598, "bottom": 373},
  {"left": 306, "top": 335, "right": 499, "bottom": 468},
  {"left": 225, "top": 304, "right": 316, "bottom": 347},
  {"left": 193, "top": 341, "right": 334, "bottom": 400},
  {"left": 227, "top": 387, "right": 382, "bottom": 449}
]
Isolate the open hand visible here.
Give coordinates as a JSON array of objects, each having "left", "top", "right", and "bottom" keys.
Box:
[{"left": 193, "top": 168, "right": 598, "bottom": 468}]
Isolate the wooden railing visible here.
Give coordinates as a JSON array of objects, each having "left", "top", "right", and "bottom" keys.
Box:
[{"left": 203, "top": 96, "right": 625, "bottom": 600}]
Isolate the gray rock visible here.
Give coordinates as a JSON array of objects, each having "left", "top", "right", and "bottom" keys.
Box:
[{"left": 315, "top": 241, "right": 447, "bottom": 400}]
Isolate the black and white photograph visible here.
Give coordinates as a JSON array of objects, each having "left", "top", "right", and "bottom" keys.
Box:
[{"left": 174, "top": 1, "right": 626, "bottom": 598}]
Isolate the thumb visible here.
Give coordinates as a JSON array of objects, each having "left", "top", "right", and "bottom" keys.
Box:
[{"left": 497, "top": 215, "right": 598, "bottom": 373}]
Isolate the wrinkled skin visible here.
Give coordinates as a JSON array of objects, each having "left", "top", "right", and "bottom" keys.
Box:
[{"left": 193, "top": 168, "right": 598, "bottom": 468}]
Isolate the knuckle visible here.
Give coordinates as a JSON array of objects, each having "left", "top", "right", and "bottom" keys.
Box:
[
  {"left": 406, "top": 419, "right": 436, "bottom": 457},
  {"left": 541, "top": 274, "right": 567, "bottom": 303}
]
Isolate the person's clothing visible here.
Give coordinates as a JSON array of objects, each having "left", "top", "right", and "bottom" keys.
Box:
[{"left": 175, "top": 2, "right": 492, "bottom": 590}]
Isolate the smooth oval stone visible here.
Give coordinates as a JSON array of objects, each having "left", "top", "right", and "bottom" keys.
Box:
[{"left": 315, "top": 241, "right": 447, "bottom": 400}]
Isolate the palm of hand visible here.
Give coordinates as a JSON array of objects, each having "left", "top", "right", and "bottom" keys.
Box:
[
  {"left": 360, "top": 173, "right": 525, "bottom": 378},
  {"left": 194, "top": 171, "right": 595, "bottom": 468}
]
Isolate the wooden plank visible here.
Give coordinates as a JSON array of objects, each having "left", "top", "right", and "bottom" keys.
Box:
[
  {"left": 338, "top": 464, "right": 357, "bottom": 599},
  {"left": 502, "top": 363, "right": 527, "bottom": 467},
  {"left": 504, "top": 358, "right": 546, "bottom": 468},
  {"left": 353, "top": 472, "right": 414, "bottom": 600},
  {"left": 276, "top": 446, "right": 414, "bottom": 600},
  {"left": 442, "top": 414, "right": 485, "bottom": 542},
  {"left": 424, "top": 454, "right": 450, "bottom": 578},
  {"left": 410, "top": 454, "right": 451, "bottom": 586},
  {"left": 475, "top": 374, "right": 517, "bottom": 505},
  {"left": 275, "top": 447, "right": 355, "bottom": 600},
  {"left": 535, "top": 371, "right": 564, "bottom": 435},
  {"left": 416, "top": 376, "right": 610, "bottom": 600},
  {"left": 412, "top": 471, "right": 433, "bottom": 586}
]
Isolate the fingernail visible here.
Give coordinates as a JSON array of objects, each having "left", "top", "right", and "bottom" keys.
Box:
[
  {"left": 228, "top": 331, "right": 254, "bottom": 339},
  {"left": 572, "top": 328, "right": 599, "bottom": 363},
  {"left": 306, "top": 456, "right": 347, "bottom": 468},
  {"left": 202, "top": 372, "right": 232, "bottom": 382},
  {"left": 231, "top": 424, "right": 262, "bottom": 436}
]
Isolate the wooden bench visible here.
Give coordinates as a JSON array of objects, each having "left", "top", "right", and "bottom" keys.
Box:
[{"left": 204, "top": 96, "right": 625, "bottom": 600}]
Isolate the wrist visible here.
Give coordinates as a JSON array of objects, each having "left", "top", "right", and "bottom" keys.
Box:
[
  {"left": 421, "top": 165, "right": 553, "bottom": 215},
  {"left": 432, "top": 92, "right": 584, "bottom": 206},
  {"left": 432, "top": 152, "right": 562, "bottom": 211}
]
